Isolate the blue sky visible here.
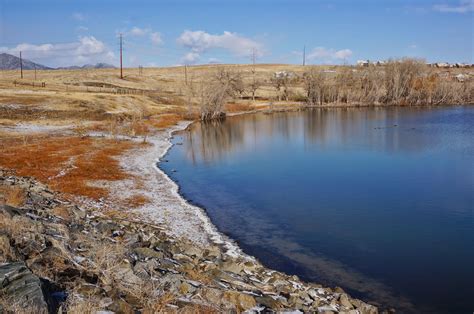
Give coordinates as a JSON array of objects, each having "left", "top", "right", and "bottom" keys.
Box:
[{"left": 0, "top": 0, "right": 472, "bottom": 67}]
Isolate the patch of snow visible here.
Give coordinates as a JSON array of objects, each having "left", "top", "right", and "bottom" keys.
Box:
[{"left": 0, "top": 123, "right": 72, "bottom": 134}]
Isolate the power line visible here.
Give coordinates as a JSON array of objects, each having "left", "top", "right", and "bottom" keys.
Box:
[
  {"left": 120, "top": 33, "right": 123, "bottom": 79},
  {"left": 303, "top": 45, "right": 306, "bottom": 66},
  {"left": 20, "top": 51, "right": 23, "bottom": 79}
]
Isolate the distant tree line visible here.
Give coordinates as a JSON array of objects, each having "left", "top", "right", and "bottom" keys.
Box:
[
  {"left": 196, "top": 59, "right": 473, "bottom": 120},
  {"left": 304, "top": 59, "right": 473, "bottom": 107}
]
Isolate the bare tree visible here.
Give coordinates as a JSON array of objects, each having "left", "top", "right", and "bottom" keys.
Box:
[
  {"left": 199, "top": 68, "right": 244, "bottom": 120},
  {"left": 271, "top": 72, "right": 295, "bottom": 101},
  {"left": 247, "top": 78, "right": 263, "bottom": 101},
  {"left": 383, "top": 58, "right": 426, "bottom": 104},
  {"left": 303, "top": 69, "right": 327, "bottom": 106}
]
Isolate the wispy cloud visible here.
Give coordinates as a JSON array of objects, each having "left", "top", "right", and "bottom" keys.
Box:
[
  {"left": 72, "top": 12, "right": 86, "bottom": 21},
  {"left": 76, "top": 26, "right": 89, "bottom": 32},
  {"left": 150, "top": 32, "right": 163, "bottom": 45},
  {"left": 177, "top": 30, "right": 264, "bottom": 64},
  {"left": 120, "top": 27, "right": 163, "bottom": 45},
  {"left": 0, "top": 36, "right": 115, "bottom": 67},
  {"left": 302, "top": 47, "right": 353, "bottom": 63},
  {"left": 128, "top": 26, "right": 149, "bottom": 37},
  {"left": 433, "top": 0, "right": 474, "bottom": 13}
]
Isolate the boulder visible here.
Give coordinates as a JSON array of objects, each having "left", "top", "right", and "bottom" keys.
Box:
[
  {"left": 223, "top": 291, "right": 257, "bottom": 311},
  {"left": 339, "top": 293, "right": 354, "bottom": 309},
  {"left": 0, "top": 262, "right": 48, "bottom": 312}
]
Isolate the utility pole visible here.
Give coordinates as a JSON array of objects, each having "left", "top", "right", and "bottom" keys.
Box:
[
  {"left": 119, "top": 33, "right": 123, "bottom": 79},
  {"left": 19, "top": 51, "right": 23, "bottom": 79},
  {"left": 303, "top": 45, "right": 306, "bottom": 66},
  {"left": 34, "top": 64, "right": 37, "bottom": 80},
  {"left": 184, "top": 64, "right": 188, "bottom": 86}
]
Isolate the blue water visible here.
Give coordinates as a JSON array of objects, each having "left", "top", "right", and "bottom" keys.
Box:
[{"left": 160, "top": 106, "right": 474, "bottom": 313}]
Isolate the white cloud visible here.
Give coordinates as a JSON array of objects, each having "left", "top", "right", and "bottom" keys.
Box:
[
  {"left": 120, "top": 27, "right": 163, "bottom": 45},
  {"left": 72, "top": 12, "right": 86, "bottom": 21},
  {"left": 0, "top": 36, "right": 115, "bottom": 67},
  {"left": 409, "top": 44, "right": 418, "bottom": 49},
  {"left": 150, "top": 32, "right": 163, "bottom": 45},
  {"left": 433, "top": 0, "right": 474, "bottom": 13},
  {"left": 306, "top": 47, "right": 353, "bottom": 63},
  {"left": 177, "top": 30, "right": 264, "bottom": 61},
  {"left": 181, "top": 52, "right": 200, "bottom": 64},
  {"left": 128, "top": 26, "right": 149, "bottom": 37},
  {"left": 76, "top": 26, "right": 89, "bottom": 32}
]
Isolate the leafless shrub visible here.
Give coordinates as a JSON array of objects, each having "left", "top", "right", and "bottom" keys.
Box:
[
  {"left": 199, "top": 68, "right": 244, "bottom": 120},
  {"left": 383, "top": 58, "right": 426, "bottom": 104},
  {"left": 271, "top": 72, "right": 296, "bottom": 101},
  {"left": 304, "top": 69, "right": 327, "bottom": 106}
]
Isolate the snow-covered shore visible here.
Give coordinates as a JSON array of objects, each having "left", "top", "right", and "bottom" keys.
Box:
[{"left": 106, "top": 121, "right": 245, "bottom": 257}]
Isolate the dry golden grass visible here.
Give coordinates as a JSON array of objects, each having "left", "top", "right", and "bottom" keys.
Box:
[
  {"left": 148, "top": 113, "right": 183, "bottom": 129},
  {"left": 0, "top": 211, "right": 35, "bottom": 238},
  {"left": 0, "top": 296, "right": 47, "bottom": 314},
  {"left": 0, "top": 136, "right": 138, "bottom": 199},
  {"left": 184, "top": 268, "right": 214, "bottom": 285},
  {"left": 0, "top": 186, "right": 26, "bottom": 207},
  {"left": 225, "top": 102, "right": 255, "bottom": 113},
  {"left": 122, "top": 194, "right": 150, "bottom": 208},
  {"left": 63, "top": 294, "right": 101, "bottom": 314}
]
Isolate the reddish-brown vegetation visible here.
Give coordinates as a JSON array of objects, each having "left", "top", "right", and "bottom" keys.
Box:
[{"left": 0, "top": 136, "right": 138, "bottom": 199}]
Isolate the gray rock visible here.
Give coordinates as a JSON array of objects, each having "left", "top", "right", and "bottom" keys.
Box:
[
  {"left": 0, "top": 262, "right": 48, "bottom": 312},
  {"left": 133, "top": 247, "right": 164, "bottom": 260}
]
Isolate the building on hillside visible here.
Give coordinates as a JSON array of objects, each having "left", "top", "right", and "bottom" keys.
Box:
[
  {"left": 434, "top": 62, "right": 450, "bottom": 68},
  {"left": 357, "top": 60, "right": 370, "bottom": 67}
]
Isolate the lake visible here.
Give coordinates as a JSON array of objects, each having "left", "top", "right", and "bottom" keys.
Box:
[{"left": 160, "top": 106, "right": 474, "bottom": 313}]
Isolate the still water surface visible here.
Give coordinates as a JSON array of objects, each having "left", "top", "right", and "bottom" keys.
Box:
[{"left": 160, "top": 106, "right": 474, "bottom": 313}]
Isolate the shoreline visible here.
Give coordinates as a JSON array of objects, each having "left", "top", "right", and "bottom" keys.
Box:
[{"left": 152, "top": 121, "right": 246, "bottom": 258}]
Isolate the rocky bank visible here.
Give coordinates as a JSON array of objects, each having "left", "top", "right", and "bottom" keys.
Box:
[{"left": 0, "top": 168, "right": 380, "bottom": 313}]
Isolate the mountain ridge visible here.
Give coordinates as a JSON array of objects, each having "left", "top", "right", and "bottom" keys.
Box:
[{"left": 0, "top": 53, "right": 116, "bottom": 70}]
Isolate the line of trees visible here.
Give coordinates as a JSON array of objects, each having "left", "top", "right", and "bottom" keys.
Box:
[
  {"left": 196, "top": 59, "right": 473, "bottom": 120},
  {"left": 304, "top": 59, "right": 473, "bottom": 107}
]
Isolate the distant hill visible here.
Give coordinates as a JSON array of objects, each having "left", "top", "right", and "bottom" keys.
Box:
[
  {"left": 0, "top": 53, "right": 52, "bottom": 70},
  {"left": 57, "top": 63, "right": 116, "bottom": 70},
  {"left": 0, "top": 53, "right": 116, "bottom": 70}
]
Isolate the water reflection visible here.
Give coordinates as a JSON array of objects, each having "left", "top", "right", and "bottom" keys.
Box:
[{"left": 183, "top": 107, "right": 451, "bottom": 164}]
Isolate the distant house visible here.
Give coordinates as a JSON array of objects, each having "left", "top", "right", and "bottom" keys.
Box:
[
  {"left": 435, "top": 62, "right": 450, "bottom": 68},
  {"left": 454, "top": 63, "right": 470, "bottom": 68},
  {"left": 357, "top": 60, "right": 370, "bottom": 67}
]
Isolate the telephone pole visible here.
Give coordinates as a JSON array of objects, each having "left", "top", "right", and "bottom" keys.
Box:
[
  {"left": 184, "top": 64, "right": 188, "bottom": 86},
  {"left": 119, "top": 33, "right": 123, "bottom": 79},
  {"left": 19, "top": 51, "right": 23, "bottom": 79},
  {"left": 303, "top": 45, "right": 306, "bottom": 66},
  {"left": 34, "top": 64, "right": 37, "bottom": 80}
]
